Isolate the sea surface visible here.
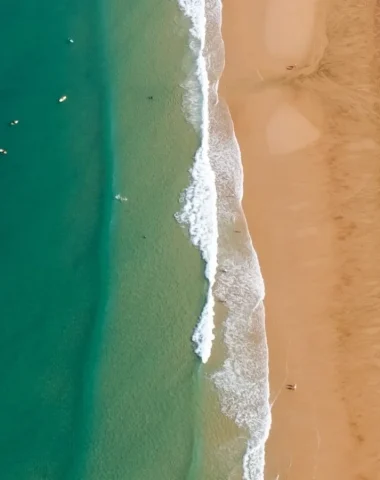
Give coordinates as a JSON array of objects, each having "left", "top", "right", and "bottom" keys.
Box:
[
  {"left": 83, "top": 1, "right": 209, "bottom": 479},
  {"left": 0, "top": 0, "right": 112, "bottom": 478},
  {"left": 0, "top": 0, "right": 270, "bottom": 479}
]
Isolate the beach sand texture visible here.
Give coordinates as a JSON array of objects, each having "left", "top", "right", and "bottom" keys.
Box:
[{"left": 221, "top": 0, "right": 380, "bottom": 478}]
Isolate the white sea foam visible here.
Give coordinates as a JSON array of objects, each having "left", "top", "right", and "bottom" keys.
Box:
[
  {"left": 176, "top": 0, "right": 272, "bottom": 478},
  {"left": 176, "top": 0, "right": 218, "bottom": 364},
  {"left": 210, "top": 101, "right": 271, "bottom": 480}
]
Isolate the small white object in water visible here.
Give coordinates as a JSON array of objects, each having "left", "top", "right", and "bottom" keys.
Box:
[
  {"left": 58, "top": 95, "right": 67, "bottom": 103},
  {"left": 67, "top": 38, "right": 74, "bottom": 44},
  {"left": 115, "top": 194, "right": 128, "bottom": 202},
  {"left": 0, "top": 148, "right": 8, "bottom": 155},
  {"left": 9, "top": 120, "right": 19, "bottom": 126}
]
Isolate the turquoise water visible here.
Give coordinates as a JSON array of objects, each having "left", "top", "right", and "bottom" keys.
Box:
[
  {"left": 83, "top": 1, "right": 208, "bottom": 479},
  {"left": 0, "top": 1, "right": 113, "bottom": 478},
  {"left": 0, "top": 0, "right": 207, "bottom": 479}
]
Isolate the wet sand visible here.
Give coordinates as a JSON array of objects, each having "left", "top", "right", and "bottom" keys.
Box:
[{"left": 221, "top": 0, "right": 380, "bottom": 478}]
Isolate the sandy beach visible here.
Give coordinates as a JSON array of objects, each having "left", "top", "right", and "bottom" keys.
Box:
[{"left": 220, "top": 0, "right": 380, "bottom": 478}]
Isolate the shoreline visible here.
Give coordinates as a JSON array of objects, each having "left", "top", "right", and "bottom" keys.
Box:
[{"left": 220, "top": 0, "right": 380, "bottom": 478}]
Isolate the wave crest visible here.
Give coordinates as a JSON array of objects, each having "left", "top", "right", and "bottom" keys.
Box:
[{"left": 176, "top": 0, "right": 271, "bottom": 477}]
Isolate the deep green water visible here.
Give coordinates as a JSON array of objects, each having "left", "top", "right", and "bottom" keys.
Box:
[
  {"left": 0, "top": 0, "right": 112, "bottom": 478},
  {"left": 0, "top": 0, "right": 205, "bottom": 479}
]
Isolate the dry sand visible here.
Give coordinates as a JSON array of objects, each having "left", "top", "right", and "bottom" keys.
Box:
[{"left": 220, "top": 0, "right": 380, "bottom": 478}]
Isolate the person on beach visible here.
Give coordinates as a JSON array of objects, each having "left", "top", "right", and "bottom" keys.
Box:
[{"left": 286, "top": 384, "right": 297, "bottom": 390}]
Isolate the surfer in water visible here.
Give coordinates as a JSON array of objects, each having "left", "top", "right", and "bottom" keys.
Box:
[{"left": 114, "top": 194, "right": 128, "bottom": 202}]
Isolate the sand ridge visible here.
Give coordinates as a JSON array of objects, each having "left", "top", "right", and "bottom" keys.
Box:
[{"left": 220, "top": 0, "right": 380, "bottom": 478}]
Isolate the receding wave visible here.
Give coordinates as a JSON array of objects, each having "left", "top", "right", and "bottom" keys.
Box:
[
  {"left": 176, "top": 0, "right": 218, "bottom": 364},
  {"left": 176, "top": 0, "right": 271, "bottom": 478}
]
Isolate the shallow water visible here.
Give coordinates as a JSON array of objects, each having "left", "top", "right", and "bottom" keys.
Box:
[{"left": 81, "top": 1, "right": 209, "bottom": 479}]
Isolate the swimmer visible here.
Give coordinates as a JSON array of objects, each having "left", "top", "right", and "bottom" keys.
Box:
[{"left": 114, "top": 194, "right": 128, "bottom": 202}]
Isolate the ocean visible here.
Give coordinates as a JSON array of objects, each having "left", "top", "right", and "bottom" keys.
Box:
[
  {"left": 82, "top": 1, "right": 208, "bottom": 479},
  {"left": 0, "top": 0, "right": 270, "bottom": 479},
  {"left": 0, "top": 0, "right": 112, "bottom": 478}
]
